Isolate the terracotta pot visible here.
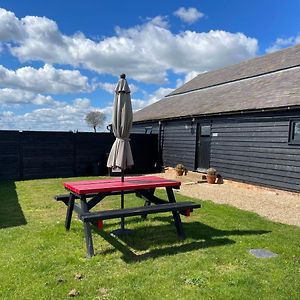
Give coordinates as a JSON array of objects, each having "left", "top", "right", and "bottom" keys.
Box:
[
  {"left": 207, "top": 175, "right": 216, "bottom": 184},
  {"left": 176, "top": 170, "right": 184, "bottom": 176}
]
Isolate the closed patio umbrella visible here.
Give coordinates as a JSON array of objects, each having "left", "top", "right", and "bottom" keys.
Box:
[
  {"left": 107, "top": 73, "right": 134, "bottom": 234},
  {"left": 107, "top": 73, "right": 134, "bottom": 171}
]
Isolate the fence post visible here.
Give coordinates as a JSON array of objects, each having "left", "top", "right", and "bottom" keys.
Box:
[
  {"left": 72, "top": 132, "right": 77, "bottom": 177},
  {"left": 18, "top": 131, "right": 24, "bottom": 180}
]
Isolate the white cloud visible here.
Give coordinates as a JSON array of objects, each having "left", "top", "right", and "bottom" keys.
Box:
[
  {"left": 176, "top": 71, "right": 200, "bottom": 88},
  {"left": 73, "top": 98, "right": 91, "bottom": 108},
  {"left": 130, "top": 86, "right": 174, "bottom": 113},
  {"left": 0, "top": 64, "right": 92, "bottom": 94},
  {"left": 147, "top": 87, "right": 174, "bottom": 104},
  {"left": 183, "top": 71, "right": 199, "bottom": 83},
  {"left": 97, "top": 82, "right": 116, "bottom": 94},
  {"left": 174, "top": 7, "right": 204, "bottom": 24},
  {"left": 0, "top": 8, "right": 258, "bottom": 84},
  {"left": 145, "top": 15, "right": 169, "bottom": 29},
  {"left": 266, "top": 35, "right": 300, "bottom": 53},
  {"left": 0, "top": 88, "right": 56, "bottom": 106},
  {"left": 131, "top": 98, "right": 148, "bottom": 111},
  {"left": 0, "top": 8, "right": 24, "bottom": 41},
  {"left": 95, "top": 86, "right": 172, "bottom": 117},
  {"left": 98, "top": 81, "right": 139, "bottom": 94},
  {"left": 0, "top": 84, "right": 175, "bottom": 131},
  {"left": 0, "top": 98, "right": 108, "bottom": 132}
]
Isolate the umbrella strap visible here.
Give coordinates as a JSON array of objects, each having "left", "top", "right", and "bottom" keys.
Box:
[{"left": 116, "top": 137, "right": 130, "bottom": 142}]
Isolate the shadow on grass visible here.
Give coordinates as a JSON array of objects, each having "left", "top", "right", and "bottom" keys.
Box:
[
  {"left": 97, "top": 229, "right": 234, "bottom": 263},
  {"left": 152, "top": 216, "right": 270, "bottom": 240},
  {"left": 93, "top": 218, "right": 269, "bottom": 263},
  {"left": 0, "top": 181, "right": 27, "bottom": 229}
]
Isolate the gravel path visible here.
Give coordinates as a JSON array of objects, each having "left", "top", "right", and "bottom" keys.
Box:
[{"left": 154, "top": 170, "right": 300, "bottom": 227}]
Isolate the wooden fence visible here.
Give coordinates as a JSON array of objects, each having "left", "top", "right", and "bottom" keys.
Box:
[{"left": 0, "top": 130, "right": 158, "bottom": 180}]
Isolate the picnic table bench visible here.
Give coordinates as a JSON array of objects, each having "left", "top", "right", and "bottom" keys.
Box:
[{"left": 54, "top": 175, "right": 201, "bottom": 258}]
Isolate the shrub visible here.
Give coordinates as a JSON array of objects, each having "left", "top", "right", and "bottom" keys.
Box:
[{"left": 207, "top": 167, "right": 217, "bottom": 176}]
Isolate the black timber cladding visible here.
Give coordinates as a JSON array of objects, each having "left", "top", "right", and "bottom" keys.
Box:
[
  {"left": 130, "top": 122, "right": 159, "bottom": 134},
  {"left": 21, "top": 131, "right": 75, "bottom": 179},
  {"left": 0, "top": 131, "right": 158, "bottom": 180},
  {"left": 132, "top": 45, "right": 300, "bottom": 193},
  {"left": 132, "top": 110, "right": 300, "bottom": 193},
  {"left": 160, "top": 120, "right": 196, "bottom": 170},
  {"left": 0, "top": 131, "right": 20, "bottom": 180},
  {"left": 132, "top": 119, "right": 197, "bottom": 170},
  {"left": 210, "top": 112, "right": 300, "bottom": 192}
]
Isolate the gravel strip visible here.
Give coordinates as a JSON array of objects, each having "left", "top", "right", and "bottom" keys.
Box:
[{"left": 153, "top": 170, "right": 300, "bottom": 227}]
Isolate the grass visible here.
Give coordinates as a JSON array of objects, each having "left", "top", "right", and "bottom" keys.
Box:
[{"left": 0, "top": 176, "right": 299, "bottom": 300}]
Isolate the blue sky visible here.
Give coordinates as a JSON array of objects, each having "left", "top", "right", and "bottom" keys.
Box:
[{"left": 0, "top": 0, "right": 299, "bottom": 131}]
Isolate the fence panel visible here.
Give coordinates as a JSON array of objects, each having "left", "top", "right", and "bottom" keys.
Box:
[{"left": 0, "top": 131, "right": 158, "bottom": 180}]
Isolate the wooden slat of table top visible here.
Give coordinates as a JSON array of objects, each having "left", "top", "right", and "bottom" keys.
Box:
[{"left": 64, "top": 176, "right": 181, "bottom": 195}]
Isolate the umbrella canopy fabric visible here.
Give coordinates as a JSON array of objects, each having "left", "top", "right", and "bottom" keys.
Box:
[{"left": 107, "top": 76, "right": 134, "bottom": 170}]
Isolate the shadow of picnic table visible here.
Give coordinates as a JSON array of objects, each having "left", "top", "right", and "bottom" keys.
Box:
[
  {"left": 0, "top": 181, "right": 27, "bottom": 229},
  {"left": 94, "top": 215, "right": 270, "bottom": 263}
]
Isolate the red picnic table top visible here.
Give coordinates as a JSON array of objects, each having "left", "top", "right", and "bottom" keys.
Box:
[{"left": 64, "top": 176, "right": 181, "bottom": 195}]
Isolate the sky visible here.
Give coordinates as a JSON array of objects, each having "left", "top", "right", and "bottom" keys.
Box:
[{"left": 0, "top": 0, "right": 300, "bottom": 132}]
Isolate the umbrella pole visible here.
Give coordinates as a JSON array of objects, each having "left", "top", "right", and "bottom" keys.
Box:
[
  {"left": 121, "top": 170, "right": 125, "bottom": 230},
  {"left": 111, "top": 169, "right": 133, "bottom": 236}
]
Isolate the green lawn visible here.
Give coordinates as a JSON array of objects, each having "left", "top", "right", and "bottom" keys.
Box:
[{"left": 0, "top": 177, "right": 299, "bottom": 300}]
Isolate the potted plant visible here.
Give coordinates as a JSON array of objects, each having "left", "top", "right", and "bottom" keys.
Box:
[
  {"left": 175, "top": 164, "right": 188, "bottom": 176},
  {"left": 206, "top": 167, "right": 217, "bottom": 184}
]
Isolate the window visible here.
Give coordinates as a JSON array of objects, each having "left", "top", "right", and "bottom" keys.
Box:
[
  {"left": 145, "top": 126, "right": 153, "bottom": 134},
  {"left": 289, "top": 120, "right": 300, "bottom": 144},
  {"left": 201, "top": 125, "right": 211, "bottom": 136}
]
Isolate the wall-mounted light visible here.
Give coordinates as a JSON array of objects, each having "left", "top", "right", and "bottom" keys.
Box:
[
  {"left": 190, "top": 118, "right": 195, "bottom": 134},
  {"left": 185, "top": 118, "right": 196, "bottom": 133}
]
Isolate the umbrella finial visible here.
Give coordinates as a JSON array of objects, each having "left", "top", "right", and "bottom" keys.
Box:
[{"left": 120, "top": 73, "right": 126, "bottom": 79}]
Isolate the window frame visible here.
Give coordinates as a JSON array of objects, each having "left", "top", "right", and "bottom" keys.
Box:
[
  {"left": 144, "top": 126, "right": 153, "bottom": 134},
  {"left": 289, "top": 120, "right": 300, "bottom": 145},
  {"left": 200, "top": 125, "right": 211, "bottom": 137}
]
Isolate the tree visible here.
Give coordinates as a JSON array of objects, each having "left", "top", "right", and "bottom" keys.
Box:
[{"left": 85, "top": 111, "right": 106, "bottom": 132}]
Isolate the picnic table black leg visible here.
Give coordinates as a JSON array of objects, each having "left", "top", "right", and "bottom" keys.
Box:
[
  {"left": 80, "top": 196, "right": 94, "bottom": 258},
  {"left": 65, "top": 193, "right": 75, "bottom": 230},
  {"left": 120, "top": 190, "right": 125, "bottom": 230},
  {"left": 166, "top": 187, "right": 186, "bottom": 239},
  {"left": 141, "top": 188, "right": 155, "bottom": 220}
]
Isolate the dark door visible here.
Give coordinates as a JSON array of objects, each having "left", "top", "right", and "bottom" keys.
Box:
[{"left": 196, "top": 124, "right": 211, "bottom": 171}]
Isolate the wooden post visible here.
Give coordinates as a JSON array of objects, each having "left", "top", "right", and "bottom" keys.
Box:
[{"left": 18, "top": 131, "right": 24, "bottom": 180}]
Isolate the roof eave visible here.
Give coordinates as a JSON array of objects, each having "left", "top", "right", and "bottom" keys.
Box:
[{"left": 132, "top": 105, "right": 300, "bottom": 124}]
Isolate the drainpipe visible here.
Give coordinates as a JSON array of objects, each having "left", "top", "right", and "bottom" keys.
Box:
[{"left": 158, "top": 121, "right": 163, "bottom": 170}]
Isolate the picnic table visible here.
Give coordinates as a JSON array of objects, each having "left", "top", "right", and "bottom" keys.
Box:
[{"left": 54, "top": 175, "right": 200, "bottom": 257}]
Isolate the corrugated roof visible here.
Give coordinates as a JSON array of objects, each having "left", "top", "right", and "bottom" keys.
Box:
[{"left": 133, "top": 44, "right": 300, "bottom": 123}]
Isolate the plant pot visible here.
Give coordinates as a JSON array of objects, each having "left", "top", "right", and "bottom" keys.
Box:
[
  {"left": 176, "top": 170, "right": 184, "bottom": 176},
  {"left": 207, "top": 175, "right": 216, "bottom": 184}
]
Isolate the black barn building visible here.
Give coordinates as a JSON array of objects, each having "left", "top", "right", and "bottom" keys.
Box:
[{"left": 132, "top": 44, "right": 300, "bottom": 193}]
